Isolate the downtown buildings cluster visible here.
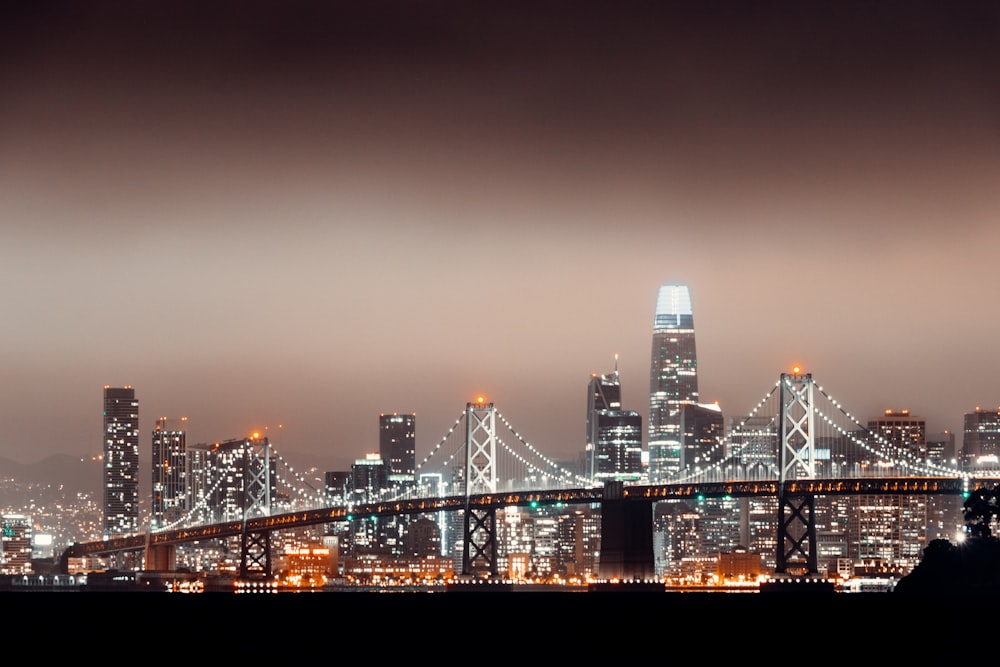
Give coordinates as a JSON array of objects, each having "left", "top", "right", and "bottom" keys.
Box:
[{"left": 3, "top": 284, "right": 1000, "bottom": 589}]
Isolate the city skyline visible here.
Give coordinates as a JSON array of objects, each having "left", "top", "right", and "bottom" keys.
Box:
[{"left": 3, "top": 3, "right": 1000, "bottom": 477}]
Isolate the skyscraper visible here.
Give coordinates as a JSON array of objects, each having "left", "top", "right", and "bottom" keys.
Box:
[
  {"left": 586, "top": 359, "right": 642, "bottom": 483},
  {"left": 151, "top": 417, "right": 188, "bottom": 531},
  {"left": 868, "top": 409, "right": 927, "bottom": 462},
  {"left": 648, "top": 284, "right": 699, "bottom": 481},
  {"left": 680, "top": 402, "right": 725, "bottom": 469},
  {"left": 103, "top": 385, "right": 140, "bottom": 538},
  {"left": 963, "top": 406, "right": 1000, "bottom": 469},
  {"left": 380, "top": 412, "right": 416, "bottom": 489},
  {"left": 379, "top": 413, "right": 416, "bottom": 556}
]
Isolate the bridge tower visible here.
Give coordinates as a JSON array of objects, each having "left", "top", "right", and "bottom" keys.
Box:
[
  {"left": 462, "top": 396, "right": 499, "bottom": 578},
  {"left": 776, "top": 368, "right": 818, "bottom": 575},
  {"left": 239, "top": 434, "right": 274, "bottom": 579}
]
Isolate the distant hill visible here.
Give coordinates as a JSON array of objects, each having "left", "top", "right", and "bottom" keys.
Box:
[{"left": 0, "top": 453, "right": 100, "bottom": 495}]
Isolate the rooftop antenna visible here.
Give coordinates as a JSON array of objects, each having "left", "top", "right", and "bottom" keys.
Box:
[{"left": 614, "top": 353, "right": 619, "bottom": 374}]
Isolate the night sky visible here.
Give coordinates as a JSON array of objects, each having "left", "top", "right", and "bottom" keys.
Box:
[{"left": 3, "top": 2, "right": 1000, "bottom": 473}]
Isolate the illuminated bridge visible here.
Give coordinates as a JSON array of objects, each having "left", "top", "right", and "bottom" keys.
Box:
[{"left": 61, "top": 371, "right": 1000, "bottom": 582}]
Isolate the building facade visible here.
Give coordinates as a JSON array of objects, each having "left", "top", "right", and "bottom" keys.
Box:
[
  {"left": 680, "top": 402, "right": 725, "bottom": 470},
  {"left": 868, "top": 409, "right": 927, "bottom": 463},
  {"left": 648, "top": 284, "right": 699, "bottom": 482},
  {"left": 586, "top": 362, "right": 642, "bottom": 483},
  {"left": 850, "top": 410, "right": 930, "bottom": 570},
  {"left": 103, "top": 386, "right": 140, "bottom": 538},
  {"left": 348, "top": 453, "right": 389, "bottom": 554},
  {"left": 963, "top": 406, "right": 1000, "bottom": 469},
  {"left": 151, "top": 417, "right": 187, "bottom": 531},
  {"left": 1, "top": 515, "right": 32, "bottom": 575},
  {"left": 379, "top": 412, "right": 416, "bottom": 490}
]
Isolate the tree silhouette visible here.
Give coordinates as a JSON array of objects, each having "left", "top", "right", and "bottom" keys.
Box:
[
  {"left": 963, "top": 485, "right": 1000, "bottom": 539},
  {"left": 896, "top": 484, "right": 1000, "bottom": 595}
]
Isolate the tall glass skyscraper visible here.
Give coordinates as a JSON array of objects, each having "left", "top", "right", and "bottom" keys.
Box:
[
  {"left": 103, "top": 385, "right": 140, "bottom": 538},
  {"left": 648, "top": 284, "right": 699, "bottom": 482}
]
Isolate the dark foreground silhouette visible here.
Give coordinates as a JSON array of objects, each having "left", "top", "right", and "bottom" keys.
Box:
[
  {"left": 895, "top": 536, "right": 1000, "bottom": 595},
  {"left": 896, "top": 484, "right": 1000, "bottom": 596}
]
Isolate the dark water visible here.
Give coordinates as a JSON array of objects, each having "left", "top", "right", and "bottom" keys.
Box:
[{"left": 12, "top": 588, "right": 973, "bottom": 656}]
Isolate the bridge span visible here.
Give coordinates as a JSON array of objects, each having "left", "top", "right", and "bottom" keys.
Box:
[
  {"left": 61, "top": 475, "right": 989, "bottom": 579},
  {"left": 60, "top": 373, "right": 1000, "bottom": 584}
]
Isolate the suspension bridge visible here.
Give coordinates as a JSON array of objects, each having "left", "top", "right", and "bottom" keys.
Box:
[{"left": 60, "top": 370, "right": 999, "bottom": 584}]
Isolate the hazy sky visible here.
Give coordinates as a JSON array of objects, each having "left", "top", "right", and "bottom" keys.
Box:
[{"left": 3, "top": 2, "right": 999, "bottom": 472}]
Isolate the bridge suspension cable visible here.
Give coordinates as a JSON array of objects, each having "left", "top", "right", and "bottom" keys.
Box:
[{"left": 495, "top": 410, "right": 592, "bottom": 488}]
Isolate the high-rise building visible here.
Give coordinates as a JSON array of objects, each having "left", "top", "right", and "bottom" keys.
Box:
[
  {"left": 151, "top": 417, "right": 188, "bottom": 531},
  {"left": 1, "top": 514, "right": 33, "bottom": 574},
  {"left": 586, "top": 360, "right": 642, "bottom": 483},
  {"left": 378, "top": 413, "right": 416, "bottom": 555},
  {"left": 648, "top": 284, "right": 699, "bottom": 481},
  {"left": 963, "top": 406, "right": 1000, "bottom": 469},
  {"left": 681, "top": 402, "right": 725, "bottom": 470},
  {"left": 103, "top": 386, "right": 139, "bottom": 538},
  {"left": 349, "top": 453, "right": 388, "bottom": 554},
  {"left": 851, "top": 409, "right": 929, "bottom": 571},
  {"left": 868, "top": 409, "right": 927, "bottom": 463},
  {"left": 379, "top": 412, "right": 416, "bottom": 489}
]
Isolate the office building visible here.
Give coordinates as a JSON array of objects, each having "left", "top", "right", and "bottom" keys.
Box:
[
  {"left": 417, "top": 472, "right": 449, "bottom": 557},
  {"left": 963, "top": 406, "right": 1000, "bottom": 469},
  {"left": 379, "top": 412, "right": 416, "bottom": 489},
  {"left": 557, "top": 508, "right": 601, "bottom": 579},
  {"left": 103, "top": 386, "right": 140, "bottom": 538},
  {"left": 349, "top": 453, "right": 389, "bottom": 553},
  {"left": 850, "top": 409, "right": 929, "bottom": 571},
  {"left": 681, "top": 402, "right": 725, "bottom": 470},
  {"left": 586, "top": 360, "right": 643, "bottom": 483},
  {"left": 868, "top": 409, "right": 927, "bottom": 463},
  {"left": 1, "top": 515, "right": 32, "bottom": 575},
  {"left": 351, "top": 452, "right": 388, "bottom": 503},
  {"left": 648, "top": 284, "right": 699, "bottom": 481},
  {"left": 151, "top": 417, "right": 187, "bottom": 531},
  {"left": 378, "top": 412, "right": 416, "bottom": 556}
]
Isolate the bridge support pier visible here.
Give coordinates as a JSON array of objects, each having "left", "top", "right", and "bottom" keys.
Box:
[
  {"left": 145, "top": 543, "right": 176, "bottom": 572},
  {"left": 462, "top": 505, "right": 498, "bottom": 578},
  {"left": 240, "top": 528, "right": 272, "bottom": 579},
  {"left": 598, "top": 481, "right": 656, "bottom": 581},
  {"left": 776, "top": 493, "right": 818, "bottom": 575}
]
